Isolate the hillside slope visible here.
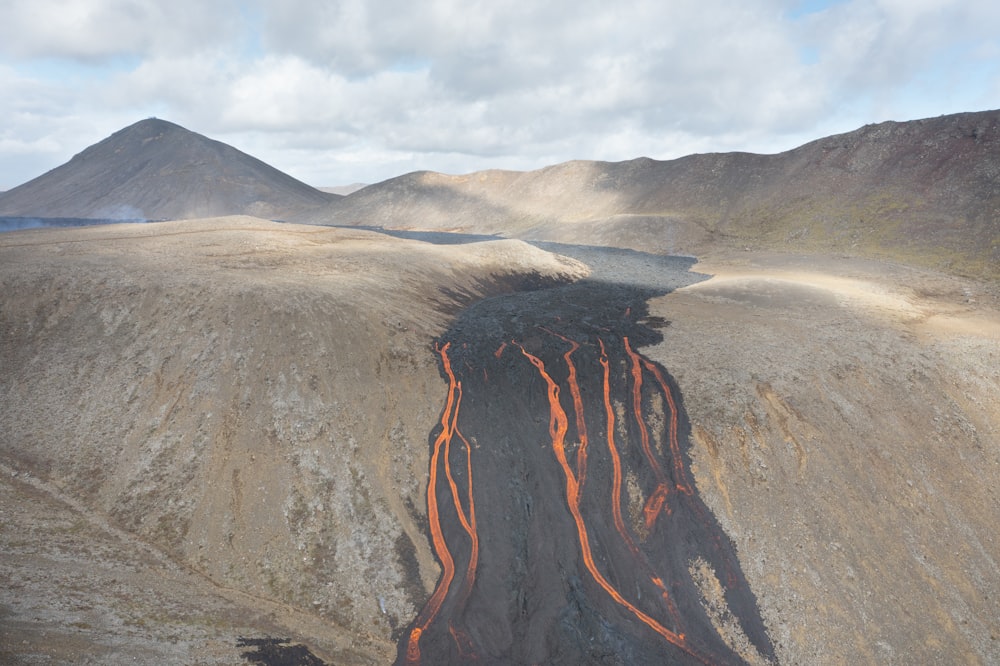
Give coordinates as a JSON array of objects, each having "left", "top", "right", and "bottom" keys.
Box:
[
  {"left": 0, "top": 218, "right": 587, "bottom": 664},
  {"left": 0, "top": 119, "right": 337, "bottom": 221},
  {"left": 1, "top": 220, "right": 997, "bottom": 664},
  {"left": 307, "top": 110, "right": 1000, "bottom": 278},
  {"left": 648, "top": 252, "right": 1000, "bottom": 664}
]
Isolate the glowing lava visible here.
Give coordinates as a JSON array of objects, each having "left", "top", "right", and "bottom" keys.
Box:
[
  {"left": 405, "top": 343, "right": 479, "bottom": 665},
  {"left": 398, "top": 279, "right": 775, "bottom": 665}
]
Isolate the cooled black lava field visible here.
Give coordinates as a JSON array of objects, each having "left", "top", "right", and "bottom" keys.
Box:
[{"left": 397, "top": 242, "right": 775, "bottom": 665}]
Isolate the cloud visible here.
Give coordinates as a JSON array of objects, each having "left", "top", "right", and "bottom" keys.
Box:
[
  {"left": 237, "top": 1, "right": 864, "bottom": 158},
  {"left": 0, "top": 0, "right": 998, "bottom": 189},
  {"left": 0, "top": 0, "right": 243, "bottom": 62}
]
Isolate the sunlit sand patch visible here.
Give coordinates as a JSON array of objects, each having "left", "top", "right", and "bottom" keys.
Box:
[
  {"left": 683, "top": 271, "right": 918, "bottom": 316},
  {"left": 682, "top": 265, "right": 1000, "bottom": 343},
  {"left": 913, "top": 309, "right": 1000, "bottom": 341}
]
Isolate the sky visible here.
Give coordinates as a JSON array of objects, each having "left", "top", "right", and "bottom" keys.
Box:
[{"left": 1, "top": 0, "right": 999, "bottom": 190}]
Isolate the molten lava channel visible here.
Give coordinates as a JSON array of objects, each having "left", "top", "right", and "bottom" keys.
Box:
[{"left": 399, "top": 322, "right": 775, "bottom": 665}]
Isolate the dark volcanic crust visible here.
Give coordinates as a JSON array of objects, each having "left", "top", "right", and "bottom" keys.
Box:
[{"left": 398, "top": 270, "right": 776, "bottom": 665}]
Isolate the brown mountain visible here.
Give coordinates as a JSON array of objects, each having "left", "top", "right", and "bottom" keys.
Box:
[
  {"left": 2, "top": 113, "right": 999, "bottom": 665},
  {"left": 305, "top": 110, "right": 1000, "bottom": 278},
  {"left": 0, "top": 118, "right": 336, "bottom": 221}
]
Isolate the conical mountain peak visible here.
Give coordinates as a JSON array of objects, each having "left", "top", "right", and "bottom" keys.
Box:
[{"left": 0, "top": 119, "right": 335, "bottom": 221}]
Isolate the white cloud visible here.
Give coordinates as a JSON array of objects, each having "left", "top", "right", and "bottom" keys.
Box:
[
  {"left": 0, "top": 0, "right": 998, "bottom": 189},
  {"left": 0, "top": 0, "right": 243, "bottom": 61}
]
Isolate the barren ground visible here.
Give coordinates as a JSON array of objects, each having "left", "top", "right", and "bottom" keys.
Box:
[
  {"left": 647, "top": 252, "right": 1000, "bottom": 664},
  {"left": 1, "top": 219, "right": 998, "bottom": 664},
  {"left": 0, "top": 217, "right": 587, "bottom": 664}
]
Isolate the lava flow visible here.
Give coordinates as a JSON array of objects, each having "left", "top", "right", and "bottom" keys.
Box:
[
  {"left": 514, "top": 340, "right": 699, "bottom": 662},
  {"left": 397, "top": 272, "right": 776, "bottom": 665},
  {"left": 404, "top": 342, "right": 480, "bottom": 665}
]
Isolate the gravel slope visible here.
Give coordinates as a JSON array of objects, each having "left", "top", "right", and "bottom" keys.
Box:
[
  {"left": 647, "top": 253, "right": 1000, "bottom": 664},
  {"left": 1, "top": 219, "right": 997, "bottom": 664},
  {"left": 0, "top": 217, "right": 587, "bottom": 664}
]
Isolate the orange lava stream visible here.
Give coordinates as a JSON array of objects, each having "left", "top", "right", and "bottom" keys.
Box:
[
  {"left": 452, "top": 426, "right": 480, "bottom": 612},
  {"left": 624, "top": 337, "right": 676, "bottom": 527},
  {"left": 638, "top": 353, "right": 694, "bottom": 495},
  {"left": 597, "top": 339, "right": 682, "bottom": 629},
  {"left": 406, "top": 343, "right": 479, "bottom": 664},
  {"left": 540, "top": 327, "right": 590, "bottom": 482},
  {"left": 516, "top": 342, "right": 703, "bottom": 662},
  {"left": 640, "top": 354, "right": 742, "bottom": 589}
]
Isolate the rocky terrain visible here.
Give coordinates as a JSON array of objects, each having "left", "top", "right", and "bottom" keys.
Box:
[
  {"left": 647, "top": 252, "right": 1000, "bottom": 663},
  {"left": 1, "top": 113, "right": 998, "bottom": 664},
  {"left": 0, "top": 218, "right": 588, "bottom": 664},
  {"left": 0, "top": 119, "right": 336, "bottom": 222},
  {"left": 304, "top": 110, "right": 1000, "bottom": 280}
]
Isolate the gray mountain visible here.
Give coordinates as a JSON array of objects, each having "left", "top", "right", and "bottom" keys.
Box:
[{"left": 0, "top": 118, "right": 336, "bottom": 221}]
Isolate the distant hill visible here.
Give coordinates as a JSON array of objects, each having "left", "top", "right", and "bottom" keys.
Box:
[
  {"left": 303, "top": 110, "right": 1000, "bottom": 278},
  {"left": 0, "top": 118, "right": 336, "bottom": 221},
  {"left": 3, "top": 112, "right": 997, "bottom": 277}
]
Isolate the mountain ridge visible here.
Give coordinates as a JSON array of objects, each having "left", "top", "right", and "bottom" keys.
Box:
[
  {"left": 1, "top": 111, "right": 997, "bottom": 278},
  {"left": 1, "top": 113, "right": 999, "bottom": 663},
  {"left": 0, "top": 118, "right": 336, "bottom": 221},
  {"left": 307, "top": 109, "right": 1000, "bottom": 278}
]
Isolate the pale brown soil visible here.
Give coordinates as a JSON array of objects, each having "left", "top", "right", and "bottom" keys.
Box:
[
  {"left": 1, "top": 219, "right": 997, "bottom": 664},
  {"left": 646, "top": 252, "right": 1000, "bottom": 664},
  {"left": 0, "top": 458, "right": 350, "bottom": 665},
  {"left": 0, "top": 217, "right": 587, "bottom": 664}
]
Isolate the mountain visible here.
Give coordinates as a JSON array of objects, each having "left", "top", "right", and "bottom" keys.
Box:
[
  {"left": 0, "top": 217, "right": 590, "bottom": 664},
  {"left": 0, "top": 118, "right": 336, "bottom": 221},
  {"left": 2, "top": 113, "right": 999, "bottom": 664},
  {"left": 306, "top": 110, "right": 1000, "bottom": 279},
  {"left": 3, "top": 111, "right": 996, "bottom": 277}
]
